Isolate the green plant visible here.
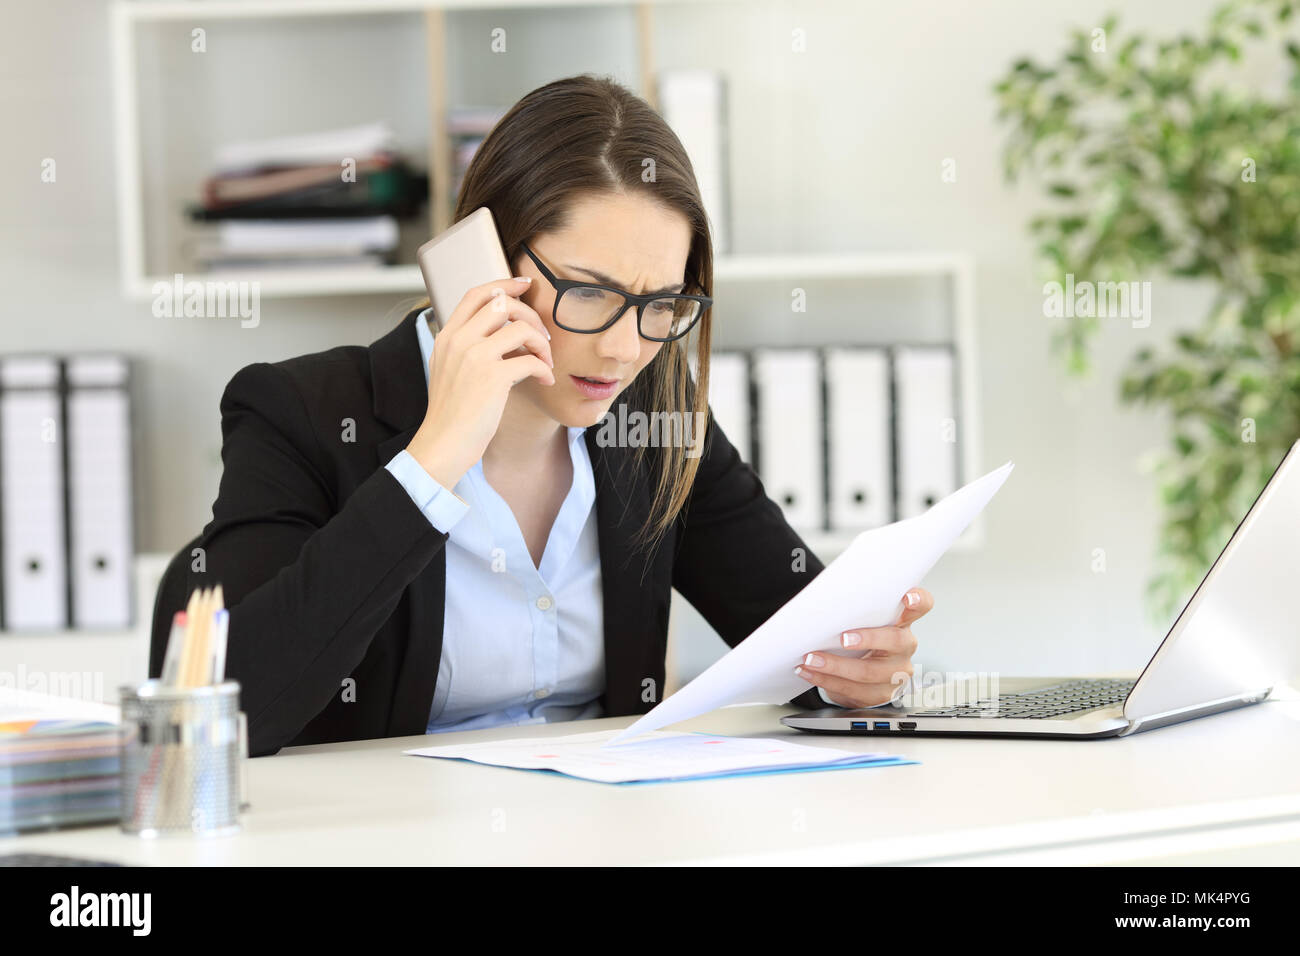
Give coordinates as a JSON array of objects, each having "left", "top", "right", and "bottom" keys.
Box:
[{"left": 994, "top": 0, "right": 1300, "bottom": 621}]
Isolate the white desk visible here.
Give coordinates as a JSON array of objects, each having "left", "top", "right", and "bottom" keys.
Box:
[{"left": 4, "top": 695, "right": 1300, "bottom": 866}]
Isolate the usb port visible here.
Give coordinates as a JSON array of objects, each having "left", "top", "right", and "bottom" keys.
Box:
[
  {"left": 873, "top": 721, "right": 891, "bottom": 730},
  {"left": 850, "top": 721, "right": 870, "bottom": 730},
  {"left": 899, "top": 721, "right": 917, "bottom": 730}
]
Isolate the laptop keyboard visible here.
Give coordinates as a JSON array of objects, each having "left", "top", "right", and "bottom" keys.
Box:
[{"left": 909, "top": 678, "right": 1135, "bottom": 719}]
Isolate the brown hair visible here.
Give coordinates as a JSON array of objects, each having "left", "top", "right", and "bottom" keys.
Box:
[{"left": 414, "top": 73, "right": 714, "bottom": 561}]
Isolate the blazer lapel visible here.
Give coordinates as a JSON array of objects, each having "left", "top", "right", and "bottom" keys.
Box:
[{"left": 370, "top": 307, "right": 428, "bottom": 435}]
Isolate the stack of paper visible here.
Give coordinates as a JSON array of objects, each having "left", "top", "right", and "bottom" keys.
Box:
[
  {"left": 0, "top": 690, "right": 121, "bottom": 835},
  {"left": 406, "top": 729, "right": 915, "bottom": 785},
  {"left": 187, "top": 121, "right": 426, "bottom": 271},
  {"left": 212, "top": 122, "right": 397, "bottom": 174}
]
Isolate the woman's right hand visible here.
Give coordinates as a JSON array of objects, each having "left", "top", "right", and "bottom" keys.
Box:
[{"left": 405, "top": 276, "right": 555, "bottom": 489}]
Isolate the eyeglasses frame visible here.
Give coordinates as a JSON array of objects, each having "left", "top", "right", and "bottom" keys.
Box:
[{"left": 519, "top": 241, "right": 712, "bottom": 342}]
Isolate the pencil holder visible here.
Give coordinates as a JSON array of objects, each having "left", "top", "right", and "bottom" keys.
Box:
[{"left": 118, "top": 680, "right": 245, "bottom": 838}]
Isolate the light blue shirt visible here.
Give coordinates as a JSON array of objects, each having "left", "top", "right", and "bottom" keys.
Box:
[{"left": 385, "top": 308, "right": 605, "bottom": 733}]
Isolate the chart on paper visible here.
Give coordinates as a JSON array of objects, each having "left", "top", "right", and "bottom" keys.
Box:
[{"left": 405, "top": 729, "right": 914, "bottom": 784}]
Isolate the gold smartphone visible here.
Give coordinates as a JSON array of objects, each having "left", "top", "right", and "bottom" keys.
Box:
[{"left": 416, "top": 206, "right": 513, "bottom": 331}]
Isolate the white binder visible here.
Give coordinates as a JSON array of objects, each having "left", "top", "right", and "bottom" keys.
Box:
[
  {"left": 753, "top": 349, "right": 824, "bottom": 531},
  {"left": 893, "top": 345, "right": 959, "bottom": 518},
  {"left": 0, "top": 357, "right": 67, "bottom": 629},
  {"left": 825, "top": 347, "right": 892, "bottom": 530},
  {"left": 701, "top": 351, "right": 751, "bottom": 463},
  {"left": 657, "top": 70, "right": 729, "bottom": 254},
  {"left": 66, "top": 356, "right": 134, "bottom": 629}
]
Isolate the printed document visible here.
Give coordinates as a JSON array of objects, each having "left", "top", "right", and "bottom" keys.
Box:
[{"left": 606, "top": 462, "right": 1015, "bottom": 745}]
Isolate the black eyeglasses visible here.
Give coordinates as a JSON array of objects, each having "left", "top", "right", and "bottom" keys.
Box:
[{"left": 520, "top": 242, "right": 711, "bottom": 342}]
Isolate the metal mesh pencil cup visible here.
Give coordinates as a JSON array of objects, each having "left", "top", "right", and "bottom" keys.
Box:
[{"left": 118, "top": 680, "right": 245, "bottom": 837}]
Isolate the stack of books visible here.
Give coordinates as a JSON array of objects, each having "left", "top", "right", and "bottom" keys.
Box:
[
  {"left": 0, "top": 691, "right": 121, "bottom": 835},
  {"left": 184, "top": 121, "right": 429, "bottom": 273},
  {"left": 447, "top": 108, "right": 505, "bottom": 214}
]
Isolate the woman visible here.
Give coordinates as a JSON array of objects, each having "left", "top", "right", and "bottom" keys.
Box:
[{"left": 152, "top": 74, "right": 932, "bottom": 757}]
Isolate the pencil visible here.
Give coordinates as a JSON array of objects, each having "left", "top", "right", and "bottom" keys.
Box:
[
  {"left": 160, "top": 611, "right": 187, "bottom": 686},
  {"left": 200, "top": 585, "right": 224, "bottom": 685},
  {"left": 187, "top": 588, "right": 213, "bottom": 688},
  {"left": 161, "top": 587, "right": 202, "bottom": 822},
  {"left": 176, "top": 588, "right": 202, "bottom": 689},
  {"left": 212, "top": 606, "right": 229, "bottom": 684}
]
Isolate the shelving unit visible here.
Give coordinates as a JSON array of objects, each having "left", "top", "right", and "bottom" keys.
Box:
[
  {"left": 108, "top": 0, "right": 983, "bottom": 553},
  {"left": 109, "top": 0, "right": 684, "bottom": 298}
]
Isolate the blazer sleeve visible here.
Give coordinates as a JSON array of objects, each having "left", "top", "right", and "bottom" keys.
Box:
[
  {"left": 670, "top": 406, "right": 828, "bottom": 712},
  {"left": 192, "top": 362, "right": 449, "bottom": 756}
]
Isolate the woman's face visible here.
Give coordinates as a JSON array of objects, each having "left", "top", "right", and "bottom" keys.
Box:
[{"left": 513, "top": 190, "right": 694, "bottom": 428}]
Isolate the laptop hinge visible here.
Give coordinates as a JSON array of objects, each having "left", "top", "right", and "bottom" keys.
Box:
[{"left": 1120, "top": 689, "right": 1272, "bottom": 736}]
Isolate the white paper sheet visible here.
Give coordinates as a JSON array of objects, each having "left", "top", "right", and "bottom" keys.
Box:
[
  {"left": 605, "top": 461, "right": 1015, "bottom": 746},
  {"left": 405, "top": 728, "right": 903, "bottom": 784},
  {"left": 0, "top": 688, "right": 120, "bottom": 725}
]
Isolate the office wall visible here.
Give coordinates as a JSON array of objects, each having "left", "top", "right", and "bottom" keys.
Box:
[{"left": 0, "top": 0, "right": 1231, "bottom": 692}]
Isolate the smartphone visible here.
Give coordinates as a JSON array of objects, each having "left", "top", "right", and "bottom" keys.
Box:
[{"left": 416, "top": 206, "right": 513, "bottom": 331}]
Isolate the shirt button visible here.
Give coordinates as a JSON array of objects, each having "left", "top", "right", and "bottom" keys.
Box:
[
  {"left": 535, "top": 596, "right": 553, "bottom": 611},
  {"left": 534, "top": 688, "right": 550, "bottom": 699}
]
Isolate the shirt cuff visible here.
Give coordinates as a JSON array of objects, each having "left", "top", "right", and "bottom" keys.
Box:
[
  {"left": 385, "top": 449, "right": 471, "bottom": 534},
  {"left": 817, "top": 686, "right": 841, "bottom": 708}
]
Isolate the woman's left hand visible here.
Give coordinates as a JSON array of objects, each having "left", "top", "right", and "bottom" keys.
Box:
[{"left": 795, "top": 586, "right": 932, "bottom": 708}]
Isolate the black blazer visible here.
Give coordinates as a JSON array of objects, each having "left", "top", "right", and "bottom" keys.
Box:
[{"left": 151, "top": 307, "right": 827, "bottom": 756}]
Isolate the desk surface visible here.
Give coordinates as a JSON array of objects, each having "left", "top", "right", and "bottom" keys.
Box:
[{"left": 5, "top": 694, "right": 1300, "bottom": 866}]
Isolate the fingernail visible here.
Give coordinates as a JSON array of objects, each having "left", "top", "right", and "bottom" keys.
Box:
[
  {"left": 544, "top": 329, "right": 551, "bottom": 340},
  {"left": 548, "top": 356, "right": 554, "bottom": 368},
  {"left": 794, "top": 666, "right": 806, "bottom": 678},
  {"left": 906, "top": 591, "right": 920, "bottom": 608},
  {"left": 803, "top": 653, "right": 824, "bottom": 668},
  {"left": 513, "top": 275, "right": 532, "bottom": 283},
  {"left": 841, "top": 631, "right": 861, "bottom": 647}
]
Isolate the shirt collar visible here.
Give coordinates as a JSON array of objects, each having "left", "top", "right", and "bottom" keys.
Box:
[{"left": 416, "top": 307, "right": 586, "bottom": 447}]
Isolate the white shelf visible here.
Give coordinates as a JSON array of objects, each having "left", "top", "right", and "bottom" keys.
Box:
[
  {"left": 114, "top": 0, "right": 709, "bottom": 19},
  {"left": 125, "top": 265, "right": 426, "bottom": 300},
  {"left": 122, "top": 252, "right": 976, "bottom": 301},
  {"left": 713, "top": 251, "right": 974, "bottom": 281}
]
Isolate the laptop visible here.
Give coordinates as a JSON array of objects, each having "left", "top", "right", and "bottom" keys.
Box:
[{"left": 783, "top": 437, "right": 1300, "bottom": 739}]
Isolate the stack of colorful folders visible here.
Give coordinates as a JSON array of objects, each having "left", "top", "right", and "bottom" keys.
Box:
[{"left": 0, "top": 703, "right": 121, "bottom": 835}]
